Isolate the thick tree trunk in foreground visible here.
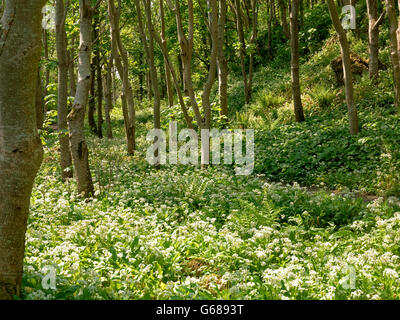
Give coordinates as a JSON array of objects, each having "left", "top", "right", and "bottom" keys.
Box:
[
  {"left": 67, "top": 0, "right": 95, "bottom": 197},
  {"left": 385, "top": 0, "right": 400, "bottom": 108},
  {"left": 56, "top": 0, "right": 73, "bottom": 180},
  {"left": 0, "top": 0, "right": 45, "bottom": 299},
  {"left": 327, "top": 0, "right": 359, "bottom": 135},
  {"left": 290, "top": 0, "right": 305, "bottom": 122}
]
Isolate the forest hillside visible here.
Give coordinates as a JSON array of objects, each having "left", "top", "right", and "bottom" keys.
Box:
[{"left": 1, "top": 0, "right": 400, "bottom": 301}]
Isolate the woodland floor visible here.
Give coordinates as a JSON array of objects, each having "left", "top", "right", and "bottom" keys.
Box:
[{"left": 22, "top": 33, "right": 400, "bottom": 300}]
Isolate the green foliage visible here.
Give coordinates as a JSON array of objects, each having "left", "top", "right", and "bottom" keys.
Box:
[
  {"left": 309, "top": 85, "right": 336, "bottom": 111},
  {"left": 299, "top": 4, "right": 332, "bottom": 55}
]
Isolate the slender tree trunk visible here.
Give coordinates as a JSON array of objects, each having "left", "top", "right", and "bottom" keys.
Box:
[
  {"left": 149, "top": 1, "right": 193, "bottom": 128},
  {"left": 108, "top": 0, "right": 136, "bottom": 154},
  {"left": 104, "top": 53, "right": 114, "bottom": 139},
  {"left": 386, "top": 0, "right": 400, "bottom": 108},
  {"left": 140, "top": 0, "right": 161, "bottom": 133},
  {"left": 42, "top": 29, "right": 50, "bottom": 100},
  {"left": 202, "top": 0, "right": 219, "bottom": 129},
  {"left": 217, "top": 0, "right": 229, "bottom": 119},
  {"left": 235, "top": 0, "right": 251, "bottom": 104},
  {"left": 68, "top": 35, "right": 77, "bottom": 97},
  {"left": 366, "top": 0, "right": 384, "bottom": 82},
  {"left": 299, "top": 0, "right": 304, "bottom": 28},
  {"left": 56, "top": 0, "right": 73, "bottom": 180},
  {"left": 88, "top": 66, "right": 97, "bottom": 133},
  {"left": 278, "top": 0, "right": 291, "bottom": 39},
  {"left": 248, "top": 0, "right": 258, "bottom": 105},
  {"left": 327, "top": 0, "right": 359, "bottom": 134},
  {"left": 174, "top": 0, "right": 204, "bottom": 127},
  {"left": 0, "top": 0, "right": 45, "bottom": 299},
  {"left": 267, "top": 0, "right": 273, "bottom": 58},
  {"left": 67, "top": 0, "right": 95, "bottom": 197},
  {"left": 290, "top": 0, "right": 305, "bottom": 122},
  {"left": 95, "top": 19, "right": 103, "bottom": 139},
  {"left": 160, "top": 0, "right": 174, "bottom": 108}
]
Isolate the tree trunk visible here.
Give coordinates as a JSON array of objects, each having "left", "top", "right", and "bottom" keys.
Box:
[
  {"left": 160, "top": 0, "right": 174, "bottom": 108},
  {"left": 141, "top": 0, "right": 161, "bottom": 133},
  {"left": 327, "top": 0, "right": 359, "bottom": 134},
  {"left": 67, "top": 0, "right": 95, "bottom": 197},
  {"left": 248, "top": 0, "right": 259, "bottom": 106},
  {"left": 386, "top": 0, "right": 400, "bottom": 108},
  {"left": 104, "top": 53, "right": 114, "bottom": 139},
  {"left": 108, "top": 0, "right": 136, "bottom": 154},
  {"left": 0, "top": 0, "right": 45, "bottom": 299},
  {"left": 88, "top": 66, "right": 97, "bottom": 133},
  {"left": 56, "top": 0, "right": 73, "bottom": 180},
  {"left": 290, "top": 0, "right": 305, "bottom": 122},
  {"left": 42, "top": 29, "right": 50, "bottom": 101},
  {"left": 174, "top": 0, "right": 204, "bottom": 127},
  {"left": 217, "top": 0, "right": 229, "bottom": 119},
  {"left": 94, "top": 11, "right": 103, "bottom": 139},
  {"left": 201, "top": 0, "right": 219, "bottom": 129},
  {"left": 366, "top": 0, "right": 384, "bottom": 82},
  {"left": 68, "top": 35, "right": 77, "bottom": 97},
  {"left": 235, "top": 0, "right": 251, "bottom": 104},
  {"left": 150, "top": 1, "right": 193, "bottom": 129},
  {"left": 278, "top": 0, "right": 291, "bottom": 39}
]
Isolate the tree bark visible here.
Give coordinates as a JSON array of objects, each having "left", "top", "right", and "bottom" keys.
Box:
[
  {"left": 278, "top": 0, "right": 290, "bottom": 39},
  {"left": 108, "top": 0, "right": 136, "bottom": 154},
  {"left": 104, "top": 52, "right": 114, "bottom": 139},
  {"left": 160, "top": 0, "right": 174, "bottom": 108},
  {"left": 217, "top": 0, "right": 229, "bottom": 119},
  {"left": 35, "top": 70, "right": 45, "bottom": 130},
  {"left": 385, "top": 0, "right": 400, "bottom": 108},
  {"left": 0, "top": 0, "right": 45, "bottom": 299},
  {"left": 327, "top": 0, "right": 359, "bottom": 134},
  {"left": 68, "top": 35, "right": 77, "bottom": 97},
  {"left": 201, "top": 0, "right": 219, "bottom": 129},
  {"left": 56, "top": 0, "right": 73, "bottom": 180},
  {"left": 366, "top": 0, "right": 384, "bottom": 82},
  {"left": 88, "top": 66, "right": 97, "bottom": 133},
  {"left": 290, "top": 0, "right": 305, "bottom": 122},
  {"left": 235, "top": 0, "right": 251, "bottom": 104},
  {"left": 94, "top": 10, "right": 103, "bottom": 139},
  {"left": 140, "top": 0, "right": 161, "bottom": 133},
  {"left": 150, "top": 1, "right": 193, "bottom": 128},
  {"left": 67, "top": 0, "right": 95, "bottom": 197}
]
